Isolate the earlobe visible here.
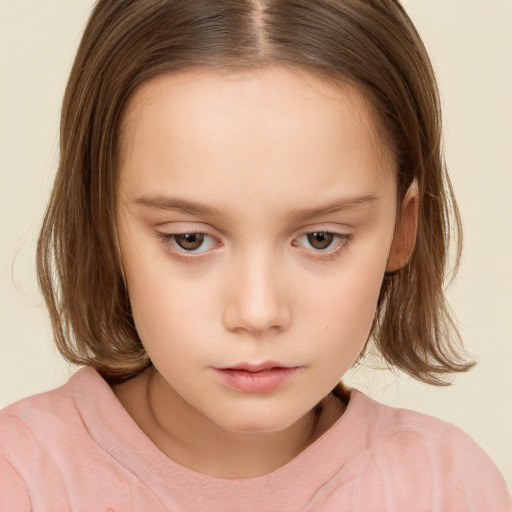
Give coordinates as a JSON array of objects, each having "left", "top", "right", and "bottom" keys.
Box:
[{"left": 386, "top": 179, "right": 419, "bottom": 272}]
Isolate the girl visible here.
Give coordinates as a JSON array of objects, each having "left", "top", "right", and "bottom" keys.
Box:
[{"left": 1, "top": 0, "right": 511, "bottom": 510}]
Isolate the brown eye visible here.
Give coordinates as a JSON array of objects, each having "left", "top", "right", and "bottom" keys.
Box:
[
  {"left": 306, "top": 232, "right": 334, "bottom": 250},
  {"left": 175, "top": 233, "right": 205, "bottom": 251}
]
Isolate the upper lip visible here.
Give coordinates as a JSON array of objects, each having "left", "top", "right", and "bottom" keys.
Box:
[{"left": 215, "top": 361, "right": 295, "bottom": 372}]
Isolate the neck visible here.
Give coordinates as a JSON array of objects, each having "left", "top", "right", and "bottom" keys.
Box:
[{"left": 114, "top": 367, "right": 344, "bottom": 479}]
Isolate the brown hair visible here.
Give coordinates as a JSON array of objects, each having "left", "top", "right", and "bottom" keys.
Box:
[{"left": 37, "top": 0, "right": 474, "bottom": 384}]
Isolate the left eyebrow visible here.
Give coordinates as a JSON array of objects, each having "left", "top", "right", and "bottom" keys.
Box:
[{"left": 288, "top": 194, "right": 379, "bottom": 222}]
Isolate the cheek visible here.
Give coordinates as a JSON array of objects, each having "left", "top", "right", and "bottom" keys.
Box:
[
  {"left": 310, "top": 250, "right": 387, "bottom": 328},
  {"left": 304, "top": 244, "right": 389, "bottom": 365},
  {"left": 118, "top": 222, "right": 212, "bottom": 334},
  {"left": 128, "top": 269, "right": 212, "bottom": 343}
]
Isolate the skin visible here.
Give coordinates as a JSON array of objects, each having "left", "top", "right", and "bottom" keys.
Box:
[{"left": 114, "top": 66, "right": 418, "bottom": 479}]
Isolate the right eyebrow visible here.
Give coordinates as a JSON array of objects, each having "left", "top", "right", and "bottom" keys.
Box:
[{"left": 134, "top": 195, "right": 225, "bottom": 217}]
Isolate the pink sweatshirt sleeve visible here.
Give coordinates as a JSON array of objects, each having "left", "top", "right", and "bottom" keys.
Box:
[
  {"left": 0, "top": 414, "right": 33, "bottom": 512},
  {"left": 455, "top": 434, "right": 512, "bottom": 512},
  {"left": 0, "top": 412, "right": 72, "bottom": 512},
  {"left": 368, "top": 410, "right": 512, "bottom": 512},
  {"left": 0, "top": 457, "right": 31, "bottom": 512}
]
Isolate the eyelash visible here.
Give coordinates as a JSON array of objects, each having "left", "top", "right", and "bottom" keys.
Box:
[
  {"left": 157, "top": 232, "right": 220, "bottom": 260},
  {"left": 156, "top": 230, "right": 353, "bottom": 261},
  {"left": 293, "top": 231, "right": 353, "bottom": 261}
]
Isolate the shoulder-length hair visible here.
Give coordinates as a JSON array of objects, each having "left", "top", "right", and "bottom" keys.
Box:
[{"left": 37, "top": 0, "right": 473, "bottom": 384}]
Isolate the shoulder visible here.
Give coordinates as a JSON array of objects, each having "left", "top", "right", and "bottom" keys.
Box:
[
  {"left": 1, "top": 374, "right": 74, "bottom": 448},
  {"left": 0, "top": 369, "right": 166, "bottom": 511},
  {"left": 0, "top": 369, "right": 123, "bottom": 510},
  {"left": 0, "top": 369, "right": 106, "bottom": 478},
  {"left": 349, "top": 390, "right": 512, "bottom": 511},
  {"left": 0, "top": 371, "right": 86, "bottom": 511},
  {"left": 364, "top": 391, "right": 498, "bottom": 469},
  {"left": 0, "top": 368, "right": 98, "bottom": 439}
]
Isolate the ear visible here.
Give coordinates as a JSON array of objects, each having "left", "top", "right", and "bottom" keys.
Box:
[{"left": 386, "top": 179, "right": 419, "bottom": 272}]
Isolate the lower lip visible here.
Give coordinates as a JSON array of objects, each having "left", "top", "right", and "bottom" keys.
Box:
[{"left": 213, "top": 367, "right": 298, "bottom": 393}]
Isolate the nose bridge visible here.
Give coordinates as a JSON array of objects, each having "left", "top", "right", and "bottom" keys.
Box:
[{"left": 223, "top": 246, "right": 289, "bottom": 334}]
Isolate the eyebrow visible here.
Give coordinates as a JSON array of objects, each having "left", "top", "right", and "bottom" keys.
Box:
[
  {"left": 134, "top": 195, "right": 224, "bottom": 216},
  {"left": 288, "top": 194, "right": 379, "bottom": 221},
  {"left": 134, "top": 193, "right": 378, "bottom": 219}
]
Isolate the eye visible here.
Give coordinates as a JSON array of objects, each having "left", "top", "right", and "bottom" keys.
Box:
[
  {"left": 306, "top": 232, "right": 335, "bottom": 250},
  {"left": 158, "top": 232, "right": 218, "bottom": 254},
  {"left": 294, "top": 231, "right": 351, "bottom": 254}
]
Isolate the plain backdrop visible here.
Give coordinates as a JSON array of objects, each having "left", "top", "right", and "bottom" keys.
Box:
[{"left": 1, "top": 0, "right": 511, "bottom": 487}]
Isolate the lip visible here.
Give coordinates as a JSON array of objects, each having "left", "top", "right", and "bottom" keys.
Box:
[{"left": 213, "top": 362, "right": 300, "bottom": 393}]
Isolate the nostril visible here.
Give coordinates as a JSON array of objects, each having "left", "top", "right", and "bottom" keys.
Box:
[{"left": 223, "top": 297, "right": 289, "bottom": 334}]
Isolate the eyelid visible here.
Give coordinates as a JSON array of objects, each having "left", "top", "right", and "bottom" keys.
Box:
[
  {"left": 155, "top": 220, "right": 217, "bottom": 232},
  {"left": 156, "top": 225, "right": 222, "bottom": 259},
  {"left": 292, "top": 227, "right": 354, "bottom": 260},
  {"left": 154, "top": 221, "right": 222, "bottom": 242},
  {"left": 154, "top": 222, "right": 353, "bottom": 261}
]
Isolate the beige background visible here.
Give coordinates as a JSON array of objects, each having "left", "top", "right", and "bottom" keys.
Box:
[{"left": 1, "top": 0, "right": 511, "bottom": 487}]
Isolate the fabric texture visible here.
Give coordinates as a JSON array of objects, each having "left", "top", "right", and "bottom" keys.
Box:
[{"left": 0, "top": 368, "right": 510, "bottom": 512}]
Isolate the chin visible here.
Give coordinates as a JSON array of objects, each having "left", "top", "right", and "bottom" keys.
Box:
[{"left": 212, "top": 406, "right": 310, "bottom": 435}]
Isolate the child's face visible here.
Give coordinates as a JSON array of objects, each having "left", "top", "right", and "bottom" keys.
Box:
[{"left": 117, "top": 67, "right": 400, "bottom": 433}]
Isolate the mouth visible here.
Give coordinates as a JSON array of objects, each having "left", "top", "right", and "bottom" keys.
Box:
[
  {"left": 212, "top": 362, "right": 300, "bottom": 393},
  {"left": 218, "top": 361, "right": 295, "bottom": 372}
]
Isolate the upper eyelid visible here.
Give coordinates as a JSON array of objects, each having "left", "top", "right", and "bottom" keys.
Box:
[
  {"left": 157, "top": 231, "right": 220, "bottom": 243},
  {"left": 156, "top": 223, "right": 224, "bottom": 240},
  {"left": 155, "top": 220, "right": 216, "bottom": 232},
  {"left": 292, "top": 225, "right": 352, "bottom": 241},
  {"left": 295, "top": 221, "right": 354, "bottom": 232},
  {"left": 294, "top": 231, "right": 351, "bottom": 247},
  {"left": 157, "top": 232, "right": 221, "bottom": 258},
  {"left": 157, "top": 230, "right": 351, "bottom": 249},
  {"left": 155, "top": 225, "right": 352, "bottom": 240}
]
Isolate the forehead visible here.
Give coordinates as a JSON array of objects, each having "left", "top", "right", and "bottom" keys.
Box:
[{"left": 118, "top": 66, "right": 396, "bottom": 206}]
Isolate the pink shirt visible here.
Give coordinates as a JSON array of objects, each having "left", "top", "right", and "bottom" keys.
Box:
[{"left": 1, "top": 368, "right": 510, "bottom": 511}]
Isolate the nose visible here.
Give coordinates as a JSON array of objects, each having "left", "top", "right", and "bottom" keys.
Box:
[{"left": 222, "top": 252, "right": 291, "bottom": 334}]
